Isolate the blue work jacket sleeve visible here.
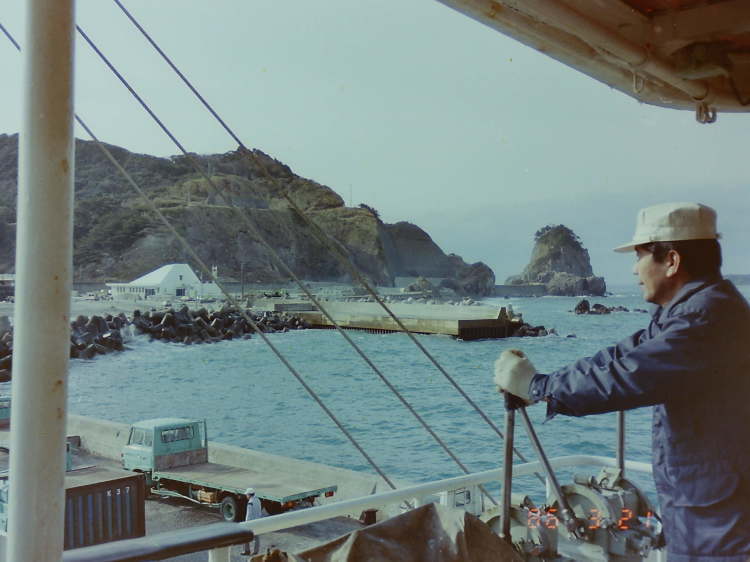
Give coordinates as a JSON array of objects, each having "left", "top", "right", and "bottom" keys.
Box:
[
  {"left": 530, "top": 310, "right": 721, "bottom": 417},
  {"left": 568, "top": 329, "right": 645, "bottom": 373}
]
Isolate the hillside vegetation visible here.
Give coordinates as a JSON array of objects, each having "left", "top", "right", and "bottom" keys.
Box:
[{"left": 0, "top": 134, "right": 494, "bottom": 295}]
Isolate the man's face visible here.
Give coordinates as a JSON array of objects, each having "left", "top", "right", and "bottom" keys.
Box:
[{"left": 634, "top": 247, "right": 674, "bottom": 305}]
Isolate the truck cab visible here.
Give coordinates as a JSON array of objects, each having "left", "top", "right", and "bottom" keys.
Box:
[
  {"left": 122, "top": 418, "right": 207, "bottom": 477},
  {"left": 122, "top": 417, "right": 337, "bottom": 522}
]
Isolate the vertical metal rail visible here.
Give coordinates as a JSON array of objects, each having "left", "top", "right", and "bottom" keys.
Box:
[
  {"left": 208, "top": 546, "right": 230, "bottom": 562},
  {"left": 617, "top": 411, "right": 625, "bottom": 475},
  {"left": 517, "top": 407, "right": 582, "bottom": 538},
  {"left": 7, "top": 1, "right": 76, "bottom": 561},
  {"left": 500, "top": 398, "right": 515, "bottom": 542}
]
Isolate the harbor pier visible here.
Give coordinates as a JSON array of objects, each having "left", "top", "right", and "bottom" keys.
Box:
[{"left": 256, "top": 300, "right": 521, "bottom": 340}]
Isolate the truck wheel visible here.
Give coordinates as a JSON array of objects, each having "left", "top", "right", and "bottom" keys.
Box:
[{"left": 220, "top": 495, "right": 242, "bottom": 522}]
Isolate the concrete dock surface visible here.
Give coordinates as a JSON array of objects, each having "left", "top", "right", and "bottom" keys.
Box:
[
  {"left": 255, "top": 299, "right": 519, "bottom": 339},
  {"left": 0, "top": 416, "right": 405, "bottom": 560}
]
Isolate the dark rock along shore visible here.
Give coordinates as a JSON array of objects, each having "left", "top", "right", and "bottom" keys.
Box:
[
  {"left": 0, "top": 301, "right": 555, "bottom": 381},
  {"left": 573, "top": 299, "right": 648, "bottom": 315},
  {"left": 0, "top": 307, "right": 308, "bottom": 381}
]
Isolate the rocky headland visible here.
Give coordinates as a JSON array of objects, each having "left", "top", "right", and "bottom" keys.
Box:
[
  {"left": 0, "top": 133, "right": 494, "bottom": 296},
  {"left": 506, "top": 225, "right": 606, "bottom": 296}
]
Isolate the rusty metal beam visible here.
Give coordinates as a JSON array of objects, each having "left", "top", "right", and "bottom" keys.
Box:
[{"left": 650, "top": 0, "right": 750, "bottom": 55}]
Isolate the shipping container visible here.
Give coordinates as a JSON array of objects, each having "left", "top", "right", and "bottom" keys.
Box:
[{"left": 0, "top": 466, "right": 146, "bottom": 550}]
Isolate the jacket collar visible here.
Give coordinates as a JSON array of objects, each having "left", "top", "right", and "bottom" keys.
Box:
[{"left": 653, "top": 275, "right": 722, "bottom": 320}]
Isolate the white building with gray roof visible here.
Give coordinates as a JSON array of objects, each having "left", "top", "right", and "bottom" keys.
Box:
[{"left": 107, "top": 264, "right": 221, "bottom": 301}]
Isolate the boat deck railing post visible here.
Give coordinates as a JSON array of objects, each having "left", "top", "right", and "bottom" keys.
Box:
[{"left": 8, "top": 1, "right": 76, "bottom": 561}]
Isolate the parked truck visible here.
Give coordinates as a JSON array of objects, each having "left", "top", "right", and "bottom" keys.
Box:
[{"left": 121, "top": 418, "right": 338, "bottom": 521}]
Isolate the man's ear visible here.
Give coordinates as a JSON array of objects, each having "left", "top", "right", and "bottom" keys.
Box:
[{"left": 665, "top": 249, "right": 682, "bottom": 278}]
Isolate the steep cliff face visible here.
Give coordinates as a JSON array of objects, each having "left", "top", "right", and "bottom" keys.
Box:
[
  {"left": 507, "top": 225, "right": 606, "bottom": 296},
  {"left": 0, "top": 134, "right": 493, "bottom": 294},
  {"left": 380, "top": 222, "right": 457, "bottom": 278},
  {"left": 378, "top": 222, "right": 495, "bottom": 296}
]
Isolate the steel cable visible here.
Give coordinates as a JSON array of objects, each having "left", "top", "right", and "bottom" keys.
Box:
[
  {"left": 110, "top": 0, "right": 541, "bottom": 480},
  {"left": 0, "top": 20, "right": 402, "bottom": 496},
  {"left": 74, "top": 22, "right": 500, "bottom": 503}
]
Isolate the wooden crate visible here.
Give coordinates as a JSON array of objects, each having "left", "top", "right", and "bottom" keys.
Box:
[{"left": 197, "top": 490, "right": 218, "bottom": 504}]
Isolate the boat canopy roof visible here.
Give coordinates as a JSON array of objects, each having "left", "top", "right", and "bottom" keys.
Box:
[{"left": 439, "top": 0, "right": 750, "bottom": 115}]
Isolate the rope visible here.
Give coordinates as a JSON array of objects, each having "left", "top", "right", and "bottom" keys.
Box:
[
  {"left": 110, "top": 0, "right": 541, "bottom": 481},
  {"left": 0, "top": 21, "right": 401, "bottom": 496},
  {"left": 111, "top": 0, "right": 245, "bottom": 148},
  {"left": 78, "top": 120, "right": 403, "bottom": 494},
  {"left": 74, "top": 23, "right": 500, "bottom": 502}
]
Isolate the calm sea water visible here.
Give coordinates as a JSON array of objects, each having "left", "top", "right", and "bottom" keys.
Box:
[{"left": 62, "top": 283, "right": 750, "bottom": 505}]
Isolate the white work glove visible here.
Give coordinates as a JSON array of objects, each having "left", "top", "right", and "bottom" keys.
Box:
[{"left": 494, "top": 349, "right": 536, "bottom": 404}]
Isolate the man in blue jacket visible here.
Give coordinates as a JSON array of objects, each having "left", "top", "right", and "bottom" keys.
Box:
[{"left": 495, "top": 202, "right": 750, "bottom": 561}]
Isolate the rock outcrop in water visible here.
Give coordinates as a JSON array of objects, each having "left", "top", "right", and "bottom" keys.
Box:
[
  {"left": 573, "top": 299, "right": 648, "bottom": 315},
  {"left": 506, "top": 225, "right": 606, "bottom": 296},
  {"left": 0, "top": 133, "right": 493, "bottom": 296}
]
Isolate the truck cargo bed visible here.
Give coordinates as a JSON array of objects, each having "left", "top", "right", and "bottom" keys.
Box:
[{"left": 154, "top": 462, "right": 337, "bottom": 503}]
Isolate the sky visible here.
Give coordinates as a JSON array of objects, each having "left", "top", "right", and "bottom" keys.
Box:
[{"left": 1, "top": 1, "right": 748, "bottom": 286}]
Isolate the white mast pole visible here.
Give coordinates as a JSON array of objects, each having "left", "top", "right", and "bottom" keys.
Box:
[{"left": 7, "top": 0, "right": 76, "bottom": 560}]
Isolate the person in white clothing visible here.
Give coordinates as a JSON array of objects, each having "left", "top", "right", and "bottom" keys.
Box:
[{"left": 240, "top": 487, "right": 262, "bottom": 556}]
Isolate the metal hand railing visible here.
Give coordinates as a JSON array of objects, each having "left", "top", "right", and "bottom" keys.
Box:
[
  {"left": 63, "top": 455, "right": 654, "bottom": 561},
  {"left": 62, "top": 522, "right": 252, "bottom": 562}
]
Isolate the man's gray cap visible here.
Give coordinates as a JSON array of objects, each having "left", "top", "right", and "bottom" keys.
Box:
[{"left": 614, "top": 202, "right": 720, "bottom": 253}]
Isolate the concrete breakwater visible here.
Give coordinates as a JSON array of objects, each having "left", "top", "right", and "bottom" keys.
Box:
[
  {"left": 0, "top": 298, "right": 550, "bottom": 381},
  {"left": 0, "top": 307, "right": 309, "bottom": 381},
  {"left": 493, "top": 284, "right": 548, "bottom": 298},
  {"left": 129, "top": 306, "right": 308, "bottom": 343},
  {"left": 254, "top": 299, "right": 552, "bottom": 340}
]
